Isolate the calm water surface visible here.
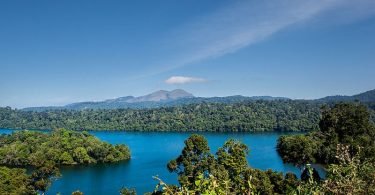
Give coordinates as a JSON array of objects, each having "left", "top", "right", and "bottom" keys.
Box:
[{"left": 1, "top": 129, "right": 315, "bottom": 194}]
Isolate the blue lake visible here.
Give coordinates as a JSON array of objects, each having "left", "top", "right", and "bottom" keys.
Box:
[{"left": 0, "top": 129, "right": 320, "bottom": 194}]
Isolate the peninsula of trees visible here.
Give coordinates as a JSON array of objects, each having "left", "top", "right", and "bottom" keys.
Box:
[
  {"left": 0, "top": 129, "right": 130, "bottom": 166},
  {"left": 0, "top": 129, "right": 131, "bottom": 194}
]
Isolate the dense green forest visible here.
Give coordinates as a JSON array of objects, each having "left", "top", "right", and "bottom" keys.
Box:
[
  {"left": 0, "top": 166, "right": 37, "bottom": 194},
  {"left": 4, "top": 100, "right": 375, "bottom": 132},
  {"left": 151, "top": 134, "right": 301, "bottom": 194},
  {"left": 2, "top": 103, "right": 375, "bottom": 194},
  {"left": 0, "top": 129, "right": 131, "bottom": 194},
  {"left": 3, "top": 134, "right": 374, "bottom": 194},
  {"left": 0, "top": 100, "right": 324, "bottom": 131},
  {"left": 0, "top": 129, "right": 130, "bottom": 166},
  {"left": 149, "top": 134, "right": 375, "bottom": 194},
  {"left": 146, "top": 103, "right": 375, "bottom": 194},
  {"left": 277, "top": 103, "right": 375, "bottom": 165}
]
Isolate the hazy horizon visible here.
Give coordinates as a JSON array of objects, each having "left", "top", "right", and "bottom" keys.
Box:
[
  {"left": 1, "top": 0, "right": 375, "bottom": 108},
  {"left": 9, "top": 87, "right": 373, "bottom": 109}
]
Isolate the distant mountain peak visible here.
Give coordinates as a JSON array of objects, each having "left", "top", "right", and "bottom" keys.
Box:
[
  {"left": 153, "top": 90, "right": 168, "bottom": 93},
  {"left": 129, "top": 89, "right": 194, "bottom": 103},
  {"left": 21, "top": 88, "right": 375, "bottom": 112},
  {"left": 170, "top": 89, "right": 189, "bottom": 93}
]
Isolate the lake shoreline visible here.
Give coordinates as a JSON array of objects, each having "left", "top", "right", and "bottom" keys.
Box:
[{"left": 0, "top": 128, "right": 320, "bottom": 194}]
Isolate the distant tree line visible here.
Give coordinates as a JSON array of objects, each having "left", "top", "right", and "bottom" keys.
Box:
[{"left": 0, "top": 100, "right": 325, "bottom": 131}]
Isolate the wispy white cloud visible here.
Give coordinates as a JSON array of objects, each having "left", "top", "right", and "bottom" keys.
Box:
[
  {"left": 165, "top": 76, "right": 207, "bottom": 84},
  {"left": 126, "top": 0, "right": 375, "bottom": 81},
  {"left": 158, "top": 0, "right": 375, "bottom": 71}
]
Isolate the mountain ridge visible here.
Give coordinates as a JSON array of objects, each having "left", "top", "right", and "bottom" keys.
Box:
[
  {"left": 22, "top": 88, "right": 375, "bottom": 111},
  {"left": 65, "top": 89, "right": 194, "bottom": 106},
  {"left": 317, "top": 89, "right": 375, "bottom": 103}
]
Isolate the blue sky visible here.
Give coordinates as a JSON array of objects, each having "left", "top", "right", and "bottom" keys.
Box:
[{"left": 1, "top": 0, "right": 375, "bottom": 108}]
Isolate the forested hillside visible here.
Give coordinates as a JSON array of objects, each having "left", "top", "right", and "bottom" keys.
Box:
[
  {"left": 22, "top": 95, "right": 289, "bottom": 111},
  {"left": 317, "top": 89, "right": 375, "bottom": 103},
  {"left": 1, "top": 100, "right": 321, "bottom": 131}
]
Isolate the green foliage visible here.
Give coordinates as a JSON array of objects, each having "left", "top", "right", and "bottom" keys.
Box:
[
  {"left": 0, "top": 164, "right": 59, "bottom": 195},
  {"left": 73, "top": 147, "right": 91, "bottom": 164},
  {"left": 167, "top": 134, "right": 215, "bottom": 188},
  {"left": 0, "top": 100, "right": 322, "bottom": 131},
  {"left": 0, "top": 129, "right": 131, "bottom": 194},
  {"left": 159, "top": 135, "right": 300, "bottom": 194},
  {"left": 0, "top": 166, "right": 36, "bottom": 195},
  {"left": 30, "top": 161, "right": 60, "bottom": 193},
  {"left": 277, "top": 103, "right": 375, "bottom": 165},
  {"left": 294, "top": 166, "right": 324, "bottom": 195},
  {"left": 277, "top": 135, "right": 319, "bottom": 166},
  {"left": 0, "top": 129, "right": 131, "bottom": 167},
  {"left": 2, "top": 102, "right": 375, "bottom": 194},
  {"left": 290, "top": 145, "right": 375, "bottom": 195},
  {"left": 322, "top": 145, "right": 375, "bottom": 194},
  {"left": 120, "top": 187, "right": 136, "bottom": 195},
  {"left": 154, "top": 134, "right": 375, "bottom": 194},
  {"left": 60, "top": 151, "right": 75, "bottom": 164},
  {"left": 276, "top": 102, "right": 375, "bottom": 194},
  {"left": 216, "top": 139, "right": 249, "bottom": 191}
]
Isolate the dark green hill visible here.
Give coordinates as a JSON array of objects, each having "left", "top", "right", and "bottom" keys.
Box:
[{"left": 318, "top": 89, "right": 375, "bottom": 103}]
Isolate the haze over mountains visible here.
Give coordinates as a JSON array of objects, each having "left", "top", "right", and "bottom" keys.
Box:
[
  {"left": 22, "top": 89, "right": 375, "bottom": 111},
  {"left": 118, "top": 89, "right": 194, "bottom": 103},
  {"left": 317, "top": 89, "right": 375, "bottom": 103},
  {"left": 71, "top": 89, "right": 194, "bottom": 105}
]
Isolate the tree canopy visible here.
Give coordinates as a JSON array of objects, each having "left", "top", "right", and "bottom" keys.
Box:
[
  {"left": 153, "top": 132, "right": 375, "bottom": 194},
  {"left": 0, "top": 129, "right": 131, "bottom": 194},
  {"left": 0, "top": 129, "right": 131, "bottom": 167},
  {"left": 0, "top": 100, "right": 323, "bottom": 132},
  {"left": 163, "top": 134, "right": 300, "bottom": 194},
  {"left": 277, "top": 102, "right": 375, "bottom": 165},
  {"left": 0, "top": 166, "right": 36, "bottom": 195}
]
